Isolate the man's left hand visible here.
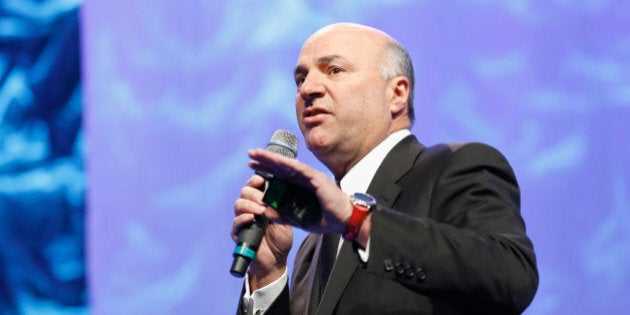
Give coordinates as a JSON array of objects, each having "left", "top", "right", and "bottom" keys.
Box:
[{"left": 248, "top": 148, "right": 353, "bottom": 235}]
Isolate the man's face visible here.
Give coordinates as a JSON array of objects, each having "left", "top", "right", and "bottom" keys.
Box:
[{"left": 293, "top": 27, "right": 393, "bottom": 167}]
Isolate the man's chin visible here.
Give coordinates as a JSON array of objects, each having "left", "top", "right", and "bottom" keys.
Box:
[{"left": 304, "top": 137, "right": 330, "bottom": 155}]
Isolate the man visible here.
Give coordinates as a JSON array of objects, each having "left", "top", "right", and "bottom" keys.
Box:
[{"left": 232, "top": 23, "right": 538, "bottom": 314}]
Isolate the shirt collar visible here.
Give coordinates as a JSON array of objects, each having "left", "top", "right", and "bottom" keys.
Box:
[{"left": 339, "top": 129, "right": 411, "bottom": 194}]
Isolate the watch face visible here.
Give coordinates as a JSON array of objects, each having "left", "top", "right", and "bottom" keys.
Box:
[{"left": 352, "top": 192, "right": 376, "bottom": 207}]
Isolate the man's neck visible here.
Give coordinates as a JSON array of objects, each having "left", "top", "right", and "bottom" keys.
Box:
[{"left": 325, "top": 129, "right": 411, "bottom": 181}]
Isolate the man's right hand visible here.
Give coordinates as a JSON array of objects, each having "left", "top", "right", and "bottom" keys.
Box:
[{"left": 232, "top": 174, "right": 293, "bottom": 291}]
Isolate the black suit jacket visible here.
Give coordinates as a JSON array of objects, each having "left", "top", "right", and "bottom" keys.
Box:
[{"left": 246, "top": 136, "right": 538, "bottom": 315}]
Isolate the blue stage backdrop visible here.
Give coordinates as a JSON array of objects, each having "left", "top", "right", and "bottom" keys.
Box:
[
  {"left": 82, "top": 1, "right": 630, "bottom": 315},
  {"left": 0, "top": 2, "right": 86, "bottom": 314}
]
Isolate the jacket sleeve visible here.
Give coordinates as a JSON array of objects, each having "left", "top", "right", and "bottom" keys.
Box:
[{"left": 365, "top": 142, "right": 538, "bottom": 313}]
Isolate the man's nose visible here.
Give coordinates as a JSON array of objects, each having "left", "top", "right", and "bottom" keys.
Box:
[{"left": 299, "top": 73, "right": 325, "bottom": 102}]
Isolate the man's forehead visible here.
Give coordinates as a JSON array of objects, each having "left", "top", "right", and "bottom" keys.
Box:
[
  {"left": 298, "top": 26, "right": 390, "bottom": 62},
  {"left": 294, "top": 24, "right": 391, "bottom": 72}
]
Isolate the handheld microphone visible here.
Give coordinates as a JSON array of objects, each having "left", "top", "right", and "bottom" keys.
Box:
[{"left": 230, "top": 130, "right": 299, "bottom": 278}]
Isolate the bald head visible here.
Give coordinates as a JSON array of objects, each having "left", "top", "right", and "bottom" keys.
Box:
[
  {"left": 307, "top": 23, "right": 395, "bottom": 44},
  {"left": 303, "top": 23, "right": 415, "bottom": 124}
]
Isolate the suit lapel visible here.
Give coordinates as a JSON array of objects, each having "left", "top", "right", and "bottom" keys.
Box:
[
  {"left": 315, "top": 136, "right": 424, "bottom": 314},
  {"left": 315, "top": 238, "right": 356, "bottom": 315},
  {"left": 290, "top": 233, "right": 322, "bottom": 315},
  {"left": 368, "top": 136, "right": 423, "bottom": 206}
]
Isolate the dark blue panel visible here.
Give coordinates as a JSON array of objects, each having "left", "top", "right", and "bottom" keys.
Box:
[{"left": 0, "top": 2, "right": 85, "bottom": 314}]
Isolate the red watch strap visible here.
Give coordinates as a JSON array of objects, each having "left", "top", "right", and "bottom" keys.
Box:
[{"left": 343, "top": 203, "right": 370, "bottom": 241}]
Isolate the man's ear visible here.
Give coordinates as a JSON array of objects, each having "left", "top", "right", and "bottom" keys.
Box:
[{"left": 389, "top": 76, "right": 410, "bottom": 117}]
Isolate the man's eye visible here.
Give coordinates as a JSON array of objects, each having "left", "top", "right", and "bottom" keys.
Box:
[
  {"left": 329, "top": 67, "right": 342, "bottom": 75},
  {"left": 295, "top": 77, "right": 305, "bottom": 86}
]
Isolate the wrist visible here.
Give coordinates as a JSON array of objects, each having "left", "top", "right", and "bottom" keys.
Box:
[
  {"left": 343, "top": 193, "right": 376, "bottom": 242},
  {"left": 353, "top": 212, "right": 372, "bottom": 249}
]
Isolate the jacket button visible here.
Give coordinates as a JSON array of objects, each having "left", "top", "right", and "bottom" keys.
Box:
[
  {"left": 404, "top": 266, "right": 415, "bottom": 279},
  {"left": 416, "top": 268, "right": 427, "bottom": 282},
  {"left": 396, "top": 264, "right": 405, "bottom": 276},
  {"left": 384, "top": 259, "right": 394, "bottom": 272}
]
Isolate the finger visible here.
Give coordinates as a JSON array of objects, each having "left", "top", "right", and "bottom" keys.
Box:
[
  {"left": 246, "top": 174, "right": 266, "bottom": 189},
  {"left": 263, "top": 206, "right": 284, "bottom": 224},
  {"left": 239, "top": 185, "right": 265, "bottom": 203},
  {"left": 231, "top": 213, "right": 255, "bottom": 242},
  {"left": 249, "top": 159, "right": 313, "bottom": 188},
  {"left": 248, "top": 161, "right": 275, "bottom": 178},
  {"left": 249, "top": 149, "right": 298, "bottom": 172},
  {"left": 234, "top": 198, "right": 266, "bottom": 216}
]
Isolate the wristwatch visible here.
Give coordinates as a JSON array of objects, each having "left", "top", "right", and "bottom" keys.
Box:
[{"left": 343, "top": 192, "right": 377, "bottom": 241}]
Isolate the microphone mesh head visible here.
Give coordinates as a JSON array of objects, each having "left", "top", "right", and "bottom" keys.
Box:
[{"left": 267, "top": 130, "right": 298, "bottom": 159}]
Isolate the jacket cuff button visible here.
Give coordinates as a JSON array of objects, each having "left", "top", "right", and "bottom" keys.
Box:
[
  {"left": 404, "top": 266, "right": 415, "bottom": 279},
  {"left": 395, "top": 264, "right": 405, "bottom": 276},
  {"left": 416, "top": 268, "right": 427, "bottom": 282},
  {"left": 384, "top": 258, "right": 394, "bottom": 272}
]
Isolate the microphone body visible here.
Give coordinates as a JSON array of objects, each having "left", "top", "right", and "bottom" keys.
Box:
[{"left": 230, "top": 130, "right": 298, "bottom": 278}]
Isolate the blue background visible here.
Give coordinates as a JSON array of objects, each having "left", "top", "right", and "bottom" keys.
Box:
[
  {"left": 2, "top": 0, "right": 630, "bottom": 314},
  {"left": 0, "top": 2, "right": 84, "bottom": 314}
]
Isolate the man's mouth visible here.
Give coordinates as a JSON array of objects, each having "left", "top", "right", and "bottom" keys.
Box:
[{"left": 302, "top": 107, "right": 330, "bottom": 126}]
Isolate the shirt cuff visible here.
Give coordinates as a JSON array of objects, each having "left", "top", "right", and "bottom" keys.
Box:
[
  {"left": 357, "top": 236, "right": 371, "bottom": 262},
  {"left": 243, "top": 268, "right": 288, "bottom": 314}
]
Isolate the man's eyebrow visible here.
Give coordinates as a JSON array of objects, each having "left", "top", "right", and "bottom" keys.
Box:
[
  {"left": 316, "top": 55, "right": 345, "bottom": 65},
  {"left": 294, "top": 55, "right": 347, "bottom": 76},
  {"left": 294, "top": 65, "right": 307, "bottom": 77}
]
